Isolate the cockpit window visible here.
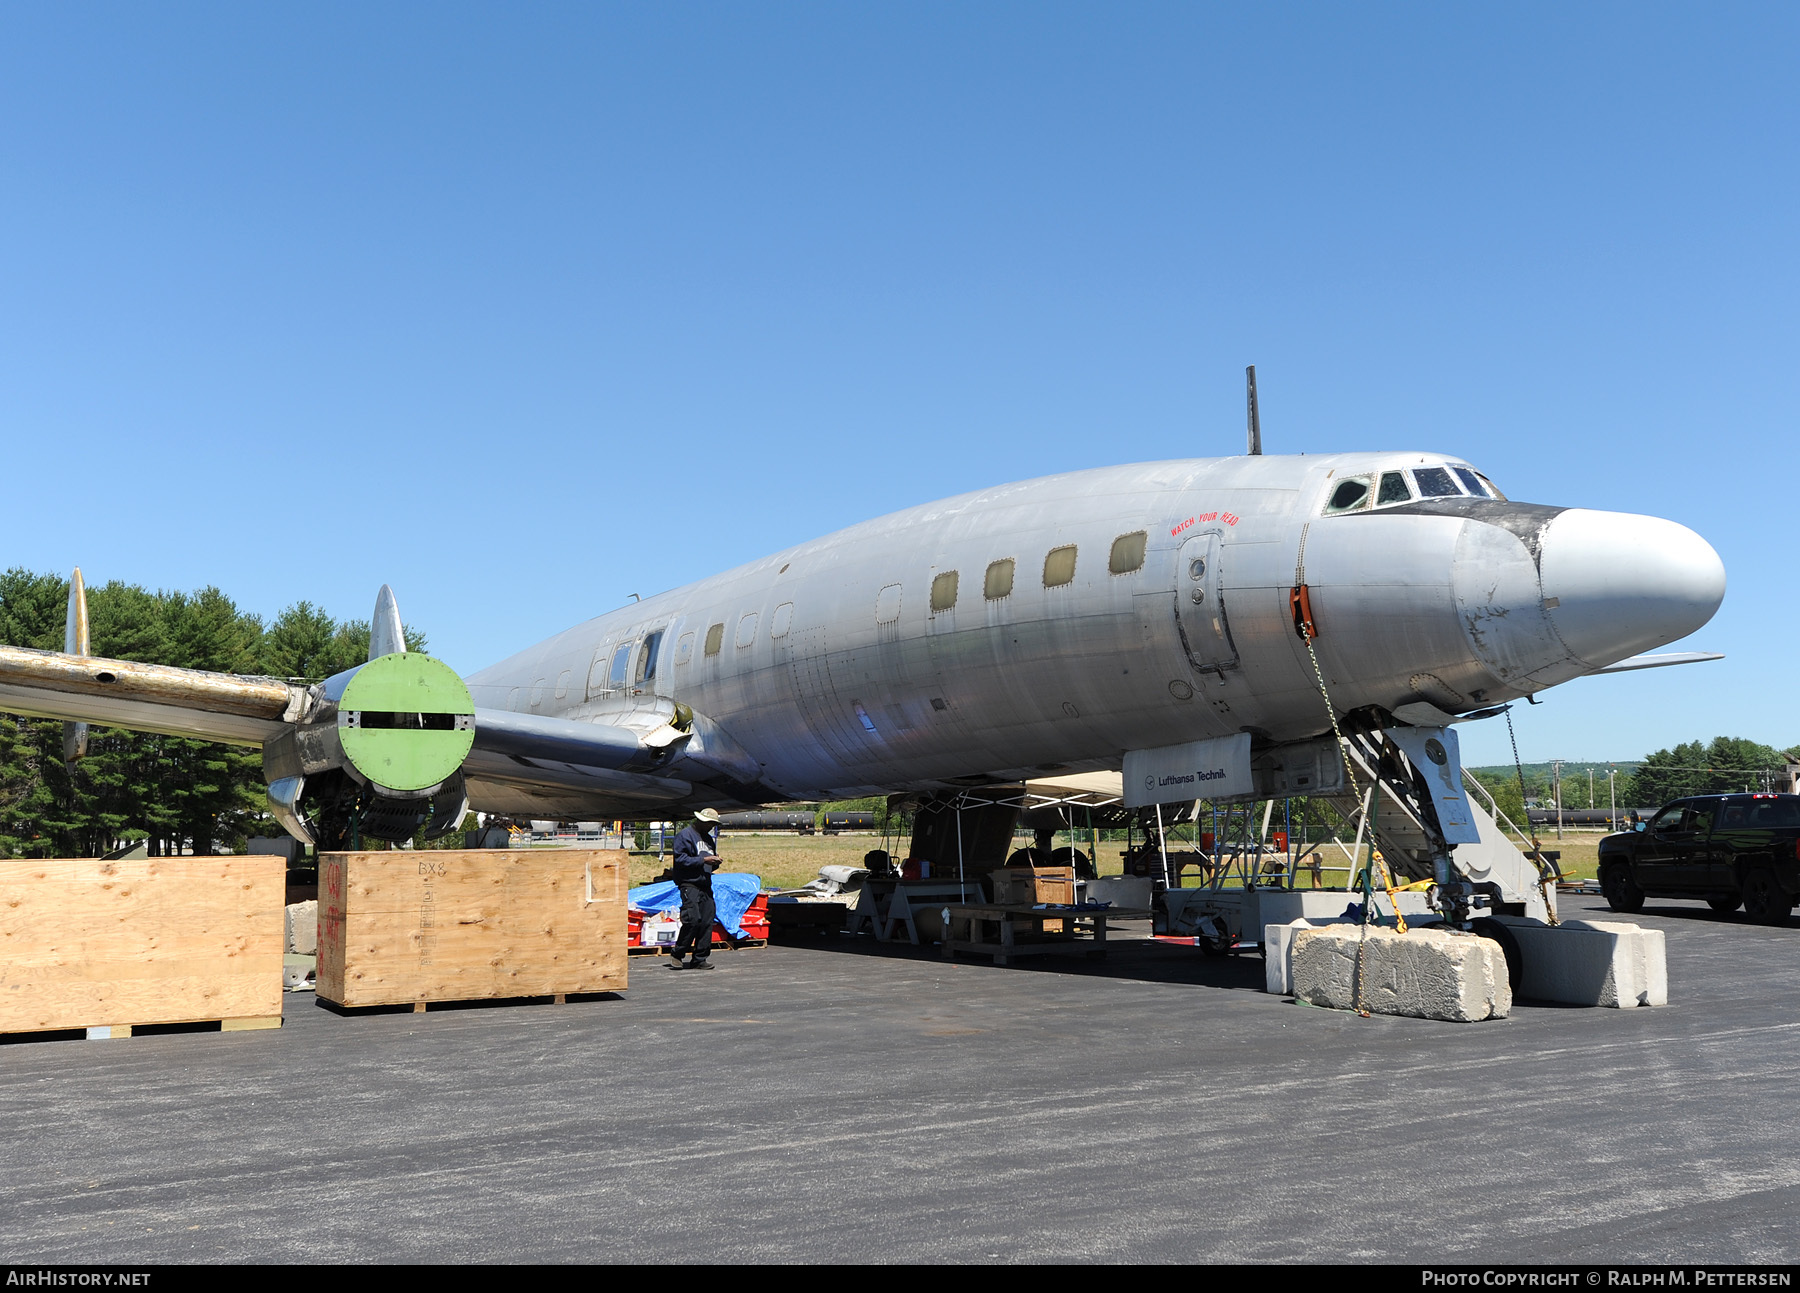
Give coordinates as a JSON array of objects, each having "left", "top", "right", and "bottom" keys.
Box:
[
  {"left": 1324, "top": 476, "right": 1373, "bottom": 514},
  {"left": 1325, "top": 464, "right": 1510, "bottom": 516},
  {"left": 1452, "top": 467, "right": 1489, "bottom": 498},
  {"left": 1413, "top": 466, "right": 1461, "bottom": 498}
]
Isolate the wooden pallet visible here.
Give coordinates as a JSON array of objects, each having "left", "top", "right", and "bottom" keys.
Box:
[
  {"left": 628, "top": 938, "right": 766, "bottom": 956},
  {"left": 5, "top": 1014, "right": 283, "bottom": 1042},
  {"left": 321, "top": 990, "right": 639, "bottom": 1015}
]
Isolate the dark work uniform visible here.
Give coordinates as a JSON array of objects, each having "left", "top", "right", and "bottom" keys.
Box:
[{"left": 670, "top": 823, "right": 720, "bottom": 962}]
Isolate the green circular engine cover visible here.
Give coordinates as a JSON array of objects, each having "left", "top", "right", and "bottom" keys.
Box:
[{"left": 337, "top": 653, "right": 476, "bottom": 793}]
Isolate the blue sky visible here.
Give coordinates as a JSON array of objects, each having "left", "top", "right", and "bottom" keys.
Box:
[{"left": 1, "top": 3, "right": 1794, "bottom": 768}]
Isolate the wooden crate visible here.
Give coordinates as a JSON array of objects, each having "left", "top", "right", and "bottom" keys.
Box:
[
  {"left": 317, "top": 849, "right": 627, "bottom": 1009},
  {"left": 0, "top": 856, "right": 285, "bottom": 1035},
  {"left": 988, "top": 865, "right": 1076, "bottom": 906}
]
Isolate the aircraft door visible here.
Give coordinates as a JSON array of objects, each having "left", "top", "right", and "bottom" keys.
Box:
[
  {"left": 633, "top": 628, "right": 667, "bottom": 701},
  {"left": 1175, "top": 533, "right": 1239, "bottom": 675}
]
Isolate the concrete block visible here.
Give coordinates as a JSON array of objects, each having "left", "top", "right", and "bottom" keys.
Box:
[
  {"left": 285, "top": 900, "right": 317, "bottom": 956},
  {"left": 1492, "top": 916, "right": 1667, "bottom": 1008},
  {"left": 282, "top": 954, "right": 316, "bottom": 992},
  {"left": 1263, "top": 919, "right": 1314, "bottom": 995},
  {"left": 1290, "top": 925, "right": 1511, "bottom": 1022}
]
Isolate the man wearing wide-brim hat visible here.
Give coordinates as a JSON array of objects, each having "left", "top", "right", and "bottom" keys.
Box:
[{"left": 668, "top": 808, "right": 724, "bottom": 970}]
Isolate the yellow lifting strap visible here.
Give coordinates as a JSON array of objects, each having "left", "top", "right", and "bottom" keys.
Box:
[{"left": 1369, "top": 849, "right": 1409, "bottom": 935}]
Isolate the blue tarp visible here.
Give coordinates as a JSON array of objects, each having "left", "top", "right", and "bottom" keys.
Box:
[{"left": 628, "top": 873, "right": 763, "bottom": 939}]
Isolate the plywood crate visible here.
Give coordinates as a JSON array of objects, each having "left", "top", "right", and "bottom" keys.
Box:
[
  {"left": 317, "top": 849, "right": 627, "bottom": 1009},
  {"left": 0, "top": 856, "right": 285, "bottom": 1035},
  {"left": 988, "top": 865, "right": 1076, "bottom": 906}
]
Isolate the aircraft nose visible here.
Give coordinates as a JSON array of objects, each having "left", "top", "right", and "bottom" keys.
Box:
[{"left": 1537, "top": 509, "right": 1726, "bottom": 666}]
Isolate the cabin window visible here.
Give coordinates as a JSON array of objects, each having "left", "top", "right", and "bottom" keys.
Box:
[
  {"left": 1109, "top": 532, "right": 1147, "bottom": 575},
  {"left": 529, "top": 678, "right": 547, "bottom": 708},
  {"left": 636, "top": 630, "right": 663, "bottom": 684},
  {"left": 1452, "top": 467, "right": 1488, "bottom": 498},
  {"left": 674, "top": 632, "right": 695, "bottom": 665},
  {"left": 1323, "top": 476, "right": 1373, "bottom": 514},
  {"left": 771, "top": 602, "right": 793, "bottom": 638},
  {"left": 876, "top": 584, "right": 903, "bottom": 624},
  {"left": 554, "top": 669, "right": 571, "bottom": 700},
  {"left": 506, "top": 686, "right": 521, "bottom": 711},
  {"left": 704, "top": 623, "right": 725, "bottom": 656},
  {"left": 607, "top": 644, "right": 632, "bottom": 689},
  {"left": 1043, "top": 545, "right": 1077, "bottom": 587},
  {"left": 984, "top": 559, "right": 1015, "bottom": 600},
  {"left": 930, "top": 571, "right": 959, "bottom": 612},
  {"left": 735, "top": 612, "right": 759, "bottom": 648},
  {"left": 1377, "top": 471, "right": 1413, "bottom": 506},
  {"left": 1413, "top": 467, "right": 1461, "bottom": 498}
]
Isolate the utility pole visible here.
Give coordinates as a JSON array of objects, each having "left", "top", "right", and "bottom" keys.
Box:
[
  {"left": 1553, "top": 760, "right": 1564, "bottom": 840},
  {"left": 1608, "top": 768, "right": 1617, "bottom": 831},
  {"left": 1588, "top": 767, "right": 1595, "bottom": 810}
]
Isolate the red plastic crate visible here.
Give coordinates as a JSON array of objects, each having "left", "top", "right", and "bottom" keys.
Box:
[{"left": 715, "top": 893, "right": 770, "bottom": 943}]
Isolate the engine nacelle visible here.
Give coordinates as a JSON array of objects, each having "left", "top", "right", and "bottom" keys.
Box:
[{"left": 262, "top": 652, "right": 476, "bottom": 848}]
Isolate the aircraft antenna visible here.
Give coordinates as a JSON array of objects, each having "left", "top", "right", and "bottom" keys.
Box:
[{"left": 1246, "top": 365, "right": 1262, "bottom": 455}]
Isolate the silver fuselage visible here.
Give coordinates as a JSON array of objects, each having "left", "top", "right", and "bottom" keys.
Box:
[{"left": 463, "top": 453, "right": 1724, "bottom": 816}]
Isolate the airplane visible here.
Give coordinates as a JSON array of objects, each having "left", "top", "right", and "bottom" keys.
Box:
[{"left": 0, "top": 399, "right": 1726, "bottom": 926}]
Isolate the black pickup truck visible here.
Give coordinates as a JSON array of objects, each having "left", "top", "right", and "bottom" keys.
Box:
[{"left": 1598, "top": 793, "right": 1800, "bottom": 924}]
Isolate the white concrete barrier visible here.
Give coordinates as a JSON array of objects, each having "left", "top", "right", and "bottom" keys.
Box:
[
  {"left": 1263, "top": 919, "right": 1313, "bottom": 996},
  {"left": 1288, "top": 925, "right": 1511, "bottom": 1022},
  {"left": 1255, "top": 890, "right": 1434, "bottom": 926},
  {"left": 285, "top": 900, "right": 317, "bottom": 956},
  {"left": 1492, "top": 916, "right": 1667, "bottom": 1007}
]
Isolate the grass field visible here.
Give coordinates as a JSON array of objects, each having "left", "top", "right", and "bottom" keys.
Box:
[
  {"left": 627, "top": 833, "right": 895, "bottom": 890},
  {"left": 622, "top": 828, "right": 1610, "bottom": 891}
]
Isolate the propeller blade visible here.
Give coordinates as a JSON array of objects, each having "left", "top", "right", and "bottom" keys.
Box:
[
  {"left": 62, "top": 568, "right": 89, "bottom": 762},
  {"left": 267, "top": 775, "right": 315, "bottom": 847},
  {"left": 370, "top": 584, "right": 406, "bottom": 660}
]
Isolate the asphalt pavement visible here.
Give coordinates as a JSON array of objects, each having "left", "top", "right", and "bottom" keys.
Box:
[{"left": 2, "top": 895, "right": 1797, "bottom": 1264}]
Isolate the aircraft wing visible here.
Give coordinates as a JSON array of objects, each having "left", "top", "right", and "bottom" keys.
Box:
[
  {"left": 0, "top": 643, "right": 305, "bottom": 745},
  {"left": 0, "top": 634, "right": 752, "bottom": 844},
  {"left": 1593, "top": 651, "right": 1725, "bottom": 673}
]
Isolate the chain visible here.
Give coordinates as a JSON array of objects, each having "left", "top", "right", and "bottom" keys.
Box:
[
  {"left": 1505, "top": 704, "right": 1560, "bottom": 926},
  {"left": 1304, "top": 628, "right": 1381, "bottom": 1015},
  {"left": 1303, "top": 633, "right": 1361, "bottom": 804},
  {"left": 1356, "top": 829, "right": 1375, "bottom": 1017}
]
